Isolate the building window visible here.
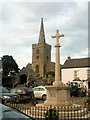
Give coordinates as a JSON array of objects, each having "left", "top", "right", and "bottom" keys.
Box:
[
  {"left": 87, "top": 70, "right": 90, "bottom": 78},
  {"left": 74, "top": 70, "right": 79, "bottom": 78},
  {"left": 36, "top": 56, "right": 39, "bottom": 59},
  {"left": 36, "top": 65, "right": 39, "bottom": 73},
  {"left": 44, "top": 64, "right": 46, "bottom": 76},
  {"left": 36, "top": 49, "right": 39, "bottom": 54},
  {"left": 47, "top": 56, "right": 49, "bottom": 60}
]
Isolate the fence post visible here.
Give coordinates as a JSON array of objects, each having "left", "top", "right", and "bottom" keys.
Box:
[
  {"left": 50, "top": 108, "right": 52, "bottom": 120},
  {"left": 49, "top": 105, "right": 52, "bottom": 120},
  {"left": 86, "top": 103, "right": 89, "bottom": 110}
]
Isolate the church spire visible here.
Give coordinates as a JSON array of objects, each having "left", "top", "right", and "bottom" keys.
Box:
[{"left": 38, "top": 18, "right": 45, "bottom": 43}]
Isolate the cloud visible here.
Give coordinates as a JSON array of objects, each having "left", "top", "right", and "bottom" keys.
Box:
[{"left": 0, "top": 2, "right": 88, "bottom": 68}]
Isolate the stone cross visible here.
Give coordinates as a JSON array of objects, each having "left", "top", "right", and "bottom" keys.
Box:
[{"left": 52, "top": 30, "right": 64, "bottom": 86}]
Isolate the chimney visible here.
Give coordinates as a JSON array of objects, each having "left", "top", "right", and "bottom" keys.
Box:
[{"left": 67, "top": 56, "right": 71, "bottom": 60}]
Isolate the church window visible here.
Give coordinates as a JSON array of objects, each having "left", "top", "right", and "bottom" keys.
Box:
[
  {"left": 44, "top": 64, "right": 46, "bottom": 75},
  {"left": 36, "top": 49, "right": 39, "bottom": 54},
  {"left": 47, "top": 56, "right": 49, "bottom": 60},
  {"left": 47, "top": 49, "right": 48, "bottom": 53},
  {"left": 36, "top": 65, "right": 39, "bottom": 73},
  {"left": 36, "top": 56, "right": 39, "bottom": 59}
]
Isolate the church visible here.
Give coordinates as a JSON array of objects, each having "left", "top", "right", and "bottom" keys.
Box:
[
  {"left": 16, "top": 18, "right": 55, "bottom": 86},
  {"left": 31, "top": 18, "right": 55, "bottom": 77}
]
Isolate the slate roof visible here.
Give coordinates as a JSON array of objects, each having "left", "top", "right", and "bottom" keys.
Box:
[
  {"left": 62, "top": 58, "right": 90, "bottom": 69},
  {"left": 21, "top": 67, "right": 36, "bottom": 75}
]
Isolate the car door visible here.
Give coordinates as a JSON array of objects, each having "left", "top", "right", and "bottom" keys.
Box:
[
  {"left": 33, "top": 88, "right": 40, "bottom": 98},
  {"left": 38, "top": 88, "right": 45, "bottom": 98}
]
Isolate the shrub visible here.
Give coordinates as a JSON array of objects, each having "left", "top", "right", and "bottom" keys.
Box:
[
  {"left": 86, "top": 99, "right": 90, "bottom": 104},
  {"left": 45, "top": 71, "right": 55, "bottom": 78},
  {"left": 2, "top": 76, "right": 13, "bottom": 87},
  {"left": 45, "top": 108, "right": 58, "bottom": 120}
]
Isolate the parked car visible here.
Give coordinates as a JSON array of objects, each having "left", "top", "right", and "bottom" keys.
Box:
[
  {"left": 10, "top": 87, "right": 35, "bottom": 103},
  {"left": 32, "top": 86, "right": 47, "bottom": 100},
  {"left": 69, "top": 82, "right": 86, "bottom": 97},
  {"left": 0, "top": 86, "right": 20, "bottom": 104},
  {"left": 70, "top": 86, "right": 80, "bottom": 97},
  {"left": 0, "top": 103, "right": 34, "bottom": 120}
]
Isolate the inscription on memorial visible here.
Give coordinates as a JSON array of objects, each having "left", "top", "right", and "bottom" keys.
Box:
[{"left": 50, "top": 91, "right": 56, "bottom": 97}]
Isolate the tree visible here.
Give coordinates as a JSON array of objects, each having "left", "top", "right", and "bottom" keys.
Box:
[
  {"left": 2, "top": 55, "right": 20, "bottom": 76},
  {"left": 2, "top": 55, "right": 20, "bottom": 87}
]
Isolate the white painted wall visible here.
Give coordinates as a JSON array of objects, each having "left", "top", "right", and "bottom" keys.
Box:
[{"left": 61, "top": 67, "right": 90, "bottom": 89}]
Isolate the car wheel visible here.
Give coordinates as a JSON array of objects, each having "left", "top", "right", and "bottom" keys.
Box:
[{"left": 42, "top": 94, "right": 46, "bottom": 101}]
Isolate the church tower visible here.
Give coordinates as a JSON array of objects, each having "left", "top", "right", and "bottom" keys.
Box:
[{"left": 32, "top": 18, "right": 51, "bottom": 77}]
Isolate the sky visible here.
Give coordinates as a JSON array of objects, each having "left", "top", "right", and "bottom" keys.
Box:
[{"left": 0, "top": 1, "right": 88, "bottom": 69}]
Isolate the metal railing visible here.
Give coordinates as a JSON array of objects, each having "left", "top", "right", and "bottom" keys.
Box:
[{"left": 5, "top": 102, "right": 90, "bottom": 120}]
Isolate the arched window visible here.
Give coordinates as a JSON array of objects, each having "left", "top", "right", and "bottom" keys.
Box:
[
  {"left": 36, "top": 65, "right": 39, "bottom": 73},
  {"left": 44, "top": 64, "right": 46, "bottom": 76},
  {"left": 47, "top": 56, "right": 49, "bottom": 60},
  {"left": 36, "top": 56, "right": 39, "bottom": 59}
]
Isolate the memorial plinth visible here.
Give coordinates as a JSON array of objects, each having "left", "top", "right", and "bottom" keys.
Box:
[
  {"left": 44, "top": 30, "right": 71, "bottom": 107},
  {"left": 44, "top": 86, "right": 71, "bottom": 106}
]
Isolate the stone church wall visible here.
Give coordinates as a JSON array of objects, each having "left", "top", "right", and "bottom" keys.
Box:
[{"left": 46, "top": 62, "right": 55, "bottom": 73}]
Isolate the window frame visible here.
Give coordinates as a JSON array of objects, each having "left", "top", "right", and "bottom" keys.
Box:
[
  {"left": 74, "top": 70, "right": 79, "bottom": 78},
  {"left": 87, "top": 69, "right": 90, "bottom": 78}
]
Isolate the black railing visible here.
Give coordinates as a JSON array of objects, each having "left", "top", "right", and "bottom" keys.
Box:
[{"left": 5, "top": 103, "right": 90, "bottom": 120}]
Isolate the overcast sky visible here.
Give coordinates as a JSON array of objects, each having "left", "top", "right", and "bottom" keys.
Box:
[{"left": 0, "top": 1, "right": 88, "bottom": 69}]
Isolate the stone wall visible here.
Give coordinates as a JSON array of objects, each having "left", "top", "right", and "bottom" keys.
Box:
[
  {"left": 32, "top": 42, "right": 51, "bottom": 77},
  {"left": 46, "top": 62, "right": 55, "bottom": 73}
]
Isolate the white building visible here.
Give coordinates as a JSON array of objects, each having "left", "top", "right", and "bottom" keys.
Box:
[
  {"left": 61, "top": 57, "right": 90, "bottom": 90},
  {"left": 0, "top": 59, "right": 2, "bottom": 86}
]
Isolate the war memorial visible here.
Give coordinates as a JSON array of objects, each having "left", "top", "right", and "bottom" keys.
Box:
[{"left": 44, "top": 30, "right": 72, "bottom": 107}]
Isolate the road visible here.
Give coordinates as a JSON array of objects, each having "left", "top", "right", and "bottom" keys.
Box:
[
  {"left": 36, "top": 99, "right": 44, "bottom": 104},
  {"left": 36, "top": 97, "right": 90, "bottom": 105}
]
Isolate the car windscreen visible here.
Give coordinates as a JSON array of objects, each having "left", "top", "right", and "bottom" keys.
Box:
[
  {"left": 0, "top": 87, "right": 9, "bottom": 93},
  {"left": 24, "top": 88, "right": 33, "bottom": 93},
  {"left": 39, "top": 88, "right": 45, "bottom": 91},
  {"left": 10, "top": 88, "right": 22, "bottom": 93},
  {"left": 32, "top": 88, "right": 39, "bottom": 91},
  {"left": 2, "top": 109, "right": 33, "bottom": 119},
  {"left": 70, "top": 82, "right": 78, "bottom": 87}
]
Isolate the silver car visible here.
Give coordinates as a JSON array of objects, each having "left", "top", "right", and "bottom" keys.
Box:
[{"left": 32, "top": 86, "right": 47, "bottom": 100}]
